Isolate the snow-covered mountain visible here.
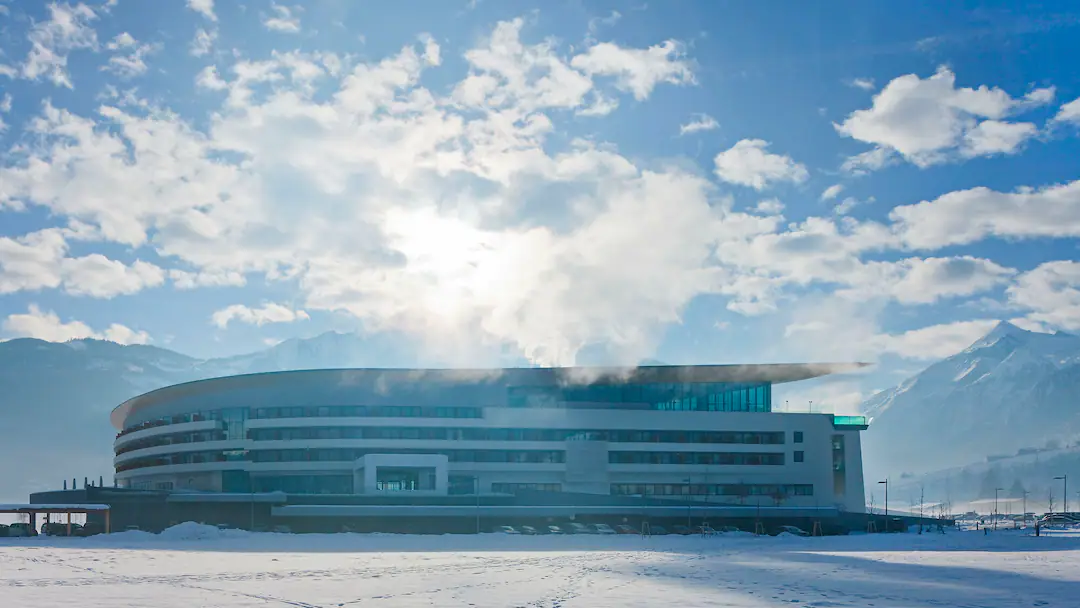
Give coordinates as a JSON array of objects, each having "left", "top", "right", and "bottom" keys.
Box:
[
  {"left": 0, "top": 331, "right": 416, "bottom": 503},
  {"left": 862, "top": 321, "right": 1080, "bottom": 479}
]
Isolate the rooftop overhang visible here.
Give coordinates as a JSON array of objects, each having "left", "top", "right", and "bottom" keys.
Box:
[{"left": 111, "top": 363, "right": 870, "bottom": 429}]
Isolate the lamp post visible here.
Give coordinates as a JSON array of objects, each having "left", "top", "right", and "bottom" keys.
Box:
[
  {"left": 1023, "top": 490, "right": 1029, "bottom": 526},
  {"left": 1054, "top": 475, "right": 1068, "bottom": 514},
  {"left": 878, "top": 480, "right": 888, "bottom": 532},
  {"left": 473, "top": 476, "right": 481, "bottom": 534},
  {"left": 685, "top": 477, "right": 693, "bottom": 529},
  {"left": 994, "top": 487, "right": 1003, "bottom": 531}
]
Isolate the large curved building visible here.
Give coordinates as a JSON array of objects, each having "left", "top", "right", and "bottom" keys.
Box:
[{"left": 110, "top": 364, "right": 869, "bottom": 514}]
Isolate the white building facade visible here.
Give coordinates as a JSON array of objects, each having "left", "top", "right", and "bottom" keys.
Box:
[{"left": 112, "top": 365, "right": 869, "bottom": 513}]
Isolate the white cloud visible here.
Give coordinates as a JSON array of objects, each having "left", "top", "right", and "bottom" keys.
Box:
[
  {"left": 103, "top": 33, "right": 158, "bottom": 79},
  {"left": 0, "top": 229, "right": 67, "bottom": 293},
  {"left": 0, "top": 94, "right": 11, "bottom": 113},
  {"left": 870, "top": 319, "right": 999, "bottom": 359},
  {"left": 836, "top": 66, "right": 1040, "bottom": 168},
  {"left": 195, "top": 65, "right": 227, "bottom": 90},
  {"left": 890, "top": 179, "right": 1080, "bottom": 249},
  {"left": 106, "top": 32, "right": 136, "bottom": 49},
  {"left": 840, "top": 146, "right": 894, "bottom": 175},
  {"left": 833, "top": 196, "right": 865, "bottom": 215},
  {"left": 1008, "top": 261, "right": 1080, "bottom": 330},
  {"left": 2, "top": 304, "right": 150, "bottom": 344},
  {"left": 20, "top": 2, "right": 100, "bottom": 88},
  {"left": 678, "top": 113, "right": 718, "bottom": 136},
  {"left": 0, "top": 16, "right": 1048, "bottom": 367},
  {"left": 211, "top": 303, "right": 310, "bottom": 328},
  {"left": 820, "top": 183, "right": 843, "bottom": 201},
  {"left": 847, "top": 77, "right": 875, "bottom": 91},
  {"left": 570, "top": 39, "right": 694, "bottom": 100},
  {"left": 587, "top": 10, "right": 622, "bottom": 36},
  {"left": 190, "top": 27, "right": 216, "bottom": 57},
  {"left": 753, "top": 198, "right": 784, "bottom": 215},
  {"left": 836, "top": 256, "right": 1016, "bottom": 305},
  {"left": 59, "top": 255, "right": 165, "bottom": 297},
  {"left": 1023, "top": 86, "right": 1055, "bottom": 106},
  {"left": 263, "top": 3, "right": 300, "bottom": 33},
  {"left": 186, "top": 0, "right": 216, "bottom": 21},
  {"left": 1054, "top": 96, "right": 1080, "bottom": 125},
  {"left": 713, "top": 139, "right": 808, "bottom": 190},
  {"left": 960, "top": 119, "right": 1037, "bottom": 157},
  {"left": 169, "top": 269, "right": 245, "bottom": 289}
]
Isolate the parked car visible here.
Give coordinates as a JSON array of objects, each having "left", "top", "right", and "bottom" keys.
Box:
[
  {"left": 614, "top": 524, "right": 639, "bottom": 535},
  {"left": 519, "top": 525, "right": 539, "bottom": 535},
  {"left": 7, "top": 523, "right": 37, "bottom": 537},
  {"left": 718, "top": 526, "right": 741, "bottom": 533},
  {"left": 671, "top": 524, "right": 694, "bottom": 535},
  {"left": 647, "top": 525, "right": 668, "bottom": 535},
  {"left": 546, "top": 525, "right": 565, "bottom": 535},
  {"left": 699, "top": 524, "right": 717, "bottom": 536},
  {"left": 591, "top": 523, "right": 617, "bottom": 535},
  {"left": 777, "top": 525, "right": 810, "bottom": 537},
  {"left": 271, "top": 525, "right": 292, "bottom": 534},
  {"left": 42, "top": 522, "right": 82, "bottom": 536},
  {"left": 76, "top": 522, "right": 104, "bottom": 537},
  {"left": 0, "top": 523, "right": 9, "bottom": 537},
  {"left": 494, "top": 525, "right": 520, "bottom": 534},
  {"left": 565, "top": 522, "right": 593, "bottom": 534}
]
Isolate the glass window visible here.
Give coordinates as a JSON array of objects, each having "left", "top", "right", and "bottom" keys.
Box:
[
  {"left": 794, "top": 431, "right": 803, "bottom": 443},
  {"left": 794, "top": 450, "right": 804, "bottom": 463}
]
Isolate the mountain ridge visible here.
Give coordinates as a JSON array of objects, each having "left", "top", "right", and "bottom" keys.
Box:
[{"left": 862, "top": 320, "right": 1080, "bottom": 480}]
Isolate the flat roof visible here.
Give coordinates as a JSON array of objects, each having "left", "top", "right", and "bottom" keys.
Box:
[
  {"left": 111, "top": 363, "right": 869, "bottom": 429},
  {"left": 0, "top": 504, "right": 110, "bottom": 513}
]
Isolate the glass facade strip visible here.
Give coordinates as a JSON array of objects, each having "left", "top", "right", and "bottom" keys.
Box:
[
  {"left": 609, "top": 451, "right": 785, "bottom": 466},
  {"left": 115, "top": 428, "right": 786, "bottom": 456},
  {"left": 507, "top": 381, "right": 772, "bottom": 412},
  {"left": 611, "top": 483, "right": 812, "bottom": 497},
  {"left": 491, "top": 483, "right": 562, "bottom": 494}
]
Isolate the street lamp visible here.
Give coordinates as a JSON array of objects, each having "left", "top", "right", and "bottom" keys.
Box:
[
  {"left": 685, "top": 477, "right": 693, "bottom": 529},
  {"left": 994, "top": 487, "right": 1003, "bottom": 531},
  {"left": 472, "top": 476, "right": 481, "bottom": 534},
  {"left": 1022, "top": 490, "right": 1029, "bottom": 526},
  {"left": 1055, "top": 475, "right": 1068, "bottom": 514},
  {"left": 878, "top": 480, "right": 888, "bottom": 532}
]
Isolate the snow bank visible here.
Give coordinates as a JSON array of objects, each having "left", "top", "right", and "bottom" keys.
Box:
[{"left": 159, "top": 522, "right": 251, "bottom": 541}]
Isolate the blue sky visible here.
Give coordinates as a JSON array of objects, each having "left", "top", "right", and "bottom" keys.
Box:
[{"left": 1, "top": 0, "right": 1079, "bottom": 412}]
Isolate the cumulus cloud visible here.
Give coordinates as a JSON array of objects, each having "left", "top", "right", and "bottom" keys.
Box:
[
  {"left": 678, "top": 113, "right": 718, "bottom": 136},
  {"left": 263, "top": 3, "right": 300, "bottom": 33},
  {"left": 870, "top": 319, "right": 999, "bottom": 359},
  {"left": 836, "top": 66, "right": 1045, "bottom": 169},
  {"left": 186, "top": 0, "right": 216, "bottom": 21},
  {"left": 1008, "top": 261, "right": 1080, "bottom": 330},
  {"left": 2, "top": 304, "right": 150, "bottom": 344},
  {"left": 570, "top": 39, "right": 694, "bottom": 100},
  {"left": 2, "top": 16, "right": 1074, "bottom": 367},
  {"left": 19, "top": 2, "right": 100, "bottom": 88},
  {"left": 103, "top": 32, "right": 158, "bottom": 79},
  {"left": 820, "top": 184, "right": 844, "bottom": 201},
  {"left": 211, "top": 303, "right": 310, "bottom": 328},
  {"left": 890, "top": 179, "right": 1080, "bottom": 249},
  {"left": 713, "top": 139, "right": 808, "bottom": 190},
  {"left": 190, "top": 28, "right": 216, "bottom": 57},
  {"left": 847, "top": 77, "right": 875, "bottom": 91},
  {"left": 1054, "top": 96, "right": 1080, "bottom": 125}
]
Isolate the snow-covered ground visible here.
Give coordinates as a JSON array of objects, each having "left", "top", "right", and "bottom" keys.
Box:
[{"left": 2, "top": 524, "right": 1077, "bottom": 607}]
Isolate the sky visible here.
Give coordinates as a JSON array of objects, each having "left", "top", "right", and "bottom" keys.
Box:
[{"left": 1, "top": 0, "right": 1079, "bottom": 412}]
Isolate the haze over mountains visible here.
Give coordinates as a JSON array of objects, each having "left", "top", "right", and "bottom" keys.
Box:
[
  {"left": 2, "top": 321, "right": 1078, "bottom": 505},
  {"left": 861, "top": 321, "right": 1080, "bottom": 480}
]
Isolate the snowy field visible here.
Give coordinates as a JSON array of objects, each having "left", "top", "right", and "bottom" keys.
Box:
[{"left": 2, "top": 525, "right": 1077, "bottom": 607}]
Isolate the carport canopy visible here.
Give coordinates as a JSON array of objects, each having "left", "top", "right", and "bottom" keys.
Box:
[{"left": 0, "top": 504, "right": 112, "bottom": 534}]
